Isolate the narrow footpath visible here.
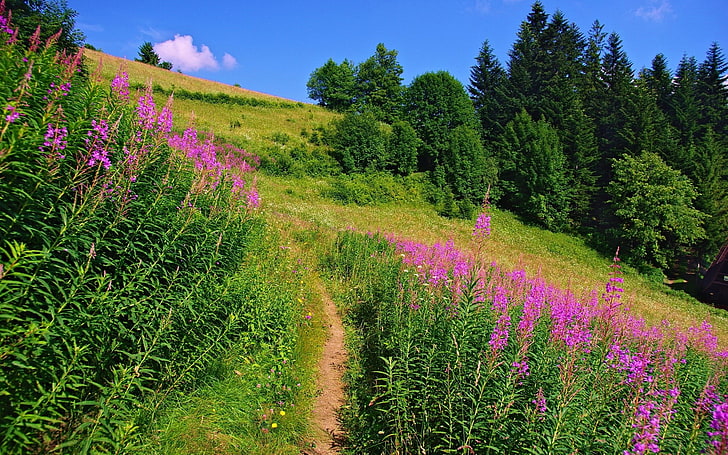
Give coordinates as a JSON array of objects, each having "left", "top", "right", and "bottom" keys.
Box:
[{"left": 303, "top": 281, "right": 347, "bottom": 454}]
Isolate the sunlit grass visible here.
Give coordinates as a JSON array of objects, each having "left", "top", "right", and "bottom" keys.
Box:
[
  {"left": 258, "top": 174, "right": 728, "bottom": 344},
  {"left": 86, "top": 47, "right": 728, "bottom": 353}
]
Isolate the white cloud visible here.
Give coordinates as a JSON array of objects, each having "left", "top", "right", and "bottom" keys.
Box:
[
  {"left": 634, "top": 0, "right": 673, "bottom": 22},
  {"left": 222, "top": 53, "right": 238, "bottom": 70},
  {"left": 153, "top": 35, "right": 235, "bottom": 73}
]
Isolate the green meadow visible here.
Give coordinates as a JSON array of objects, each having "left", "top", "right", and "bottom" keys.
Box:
[{"left": 1, "top": 27, "right": 727, "bottom": 453}]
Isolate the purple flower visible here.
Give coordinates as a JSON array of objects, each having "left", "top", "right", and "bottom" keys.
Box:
[
  {"left": 86, "top": 119, "right": 112, "bottom": 169},
  {"left": 708, "top": 401, "right": 728, "bottom": 452},
  {"left": 488, "top": 286, "right": 511, "bottom": 355},
  {"left": 136, "top": 87, "right": 157, "bottom": 130},
  {"left": 625, "top": 401, "right": 661, "bottom": 455},
  {"left": 4, "top": 105, "right": 20, "bottom": 123},
  {"left": 473, "top": 212, "right": 491, "bottom": 238},
  {"left": 40, "top": 123, "right": 68, "bottom": 159},
  {"left": 111, "top": 71, "right": 130, "bottom": 102}
]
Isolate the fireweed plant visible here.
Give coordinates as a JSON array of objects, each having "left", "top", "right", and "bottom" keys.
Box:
[
  {"left": 327, "top": 206, "right": 728, "bottom": 453},
  {"left": 0, "top": 5, "right": 306, "bottom": 452}
]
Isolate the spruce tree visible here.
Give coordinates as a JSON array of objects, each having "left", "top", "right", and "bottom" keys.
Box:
[
  {"left": 506, "top": 1, "right": 549, "bottom": 116},
  {"left": 498, "top": 110, "right": 571, "bottom": 231},
  {"left": 697, "top": 42, "right": 728, "bottom": 136},
  {"left": 468, "top": 40, "right": 509, "bottom": 144},
  {"left": 642, "top": 53, "right": 673, "bottom": 114},
  {"left": 671, "top": 55, "right": 701, "bottom": 149}
]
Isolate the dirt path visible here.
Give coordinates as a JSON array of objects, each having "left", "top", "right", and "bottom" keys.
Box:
[{"left": 303, "top": 281, "right": 347, "bottom": 454}]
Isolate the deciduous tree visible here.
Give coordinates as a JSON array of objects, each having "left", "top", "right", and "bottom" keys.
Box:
[
  {"left": 608, "top": 151, "right": 706, "bottom": 268},
  {"left": 306, "top": 58, "right": 357, "bottom": 112}
]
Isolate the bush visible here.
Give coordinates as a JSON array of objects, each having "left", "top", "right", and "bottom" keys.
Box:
[{"left": 321, "top": 172, "right": 426, "bottom": 206}]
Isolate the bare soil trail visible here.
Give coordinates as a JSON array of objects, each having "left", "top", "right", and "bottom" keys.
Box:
[{"left": 302, "top": 280, "right": 347, "bottom": 454}]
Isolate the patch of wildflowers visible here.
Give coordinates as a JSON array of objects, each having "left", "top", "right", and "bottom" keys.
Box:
[
  {"left": 625, "top": 400, "right": 661, "bottom": 455},
  {"left": 111, "top": 71, "right": 130, "bottom": 102},
  {"left": 708, "top": 401, "right": 728, "bottom": 454},
  {"left": 136, "top": 85, "right": 157, "bottom": 131},
  {"left": 488, "top": 286, "right": 511, "bottom": 356},
  {"left": 86, "top": 119, "right": 112, "bottom": 169},
  {"left": 40, "top": 123, "right": 68, "bottom": 159}
]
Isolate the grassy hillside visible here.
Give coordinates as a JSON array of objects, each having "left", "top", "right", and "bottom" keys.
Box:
[{"left": 82, "top": 49, "right": 728, "bottom": 344}]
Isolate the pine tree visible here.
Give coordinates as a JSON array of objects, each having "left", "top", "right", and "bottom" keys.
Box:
[
  {"left": 136, "top": 41, "right": 160, "bottom": 66},
  {"left": 593, "top": 32, "right": 638, "bottom": 181},
  {"left": 692, "top": 128, "right": 728, "bottom": 257},
  {"left": 671, "top": 55, "right": 701, "bottom": 149},
  {"left": 498, "top": 110, "right": 571, "bottom": 231},
  {"left": 642, "top": 53, "right": 673, "bottom": 114},
  {"left": 468, "top": 40, "right": 509, "bottom": 144},
  {"left": 697, "top": 42, "right": 728, "bottom": 136},
  {"left": 506, "top": 1, "right": 549, "bottom": 116}
]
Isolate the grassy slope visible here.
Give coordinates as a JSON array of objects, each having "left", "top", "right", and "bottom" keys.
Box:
[{"left": 83, "top": 50, "right": 728, "bottom": 345}]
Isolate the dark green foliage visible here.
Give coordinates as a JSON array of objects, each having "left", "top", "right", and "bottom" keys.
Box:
[
  {"left": 6, "top": 0, "right": 85, "bottom": 53},
  {"left": 403, "top": 71, "right": 479, "bottom": 172},
  {"left": 642, "top": 53, "right": 673, "bottom": 114},
  {"left": 670, "top": 55, "right": 701, "bottom": 148},
  {"left": 442, "top": 125, "right": 491, "bottom": 206},
  {"left": 136, "top": 41, "right": 160, "bottom": 66},
  {"left": 386, "top": 120, "right": 420, "bottom": 176},
  {"left": 468, "top": 40, "right": 510, "bottom": 143},
  {"left": 691, "top": 128, "right": 728, "bottom": 256},
  {"left": 499, "top": 110, "right": 572, "bottom": 231},
  {"left": 306, "top": 58, "right": 357, "bottom": 112},
  {"left": 308, "top": 44, "right": 404, "bottom": 122},
  {"left": 608, "top": 151, "right": 707, "bottom": 268},
  {"left": 697, "top": 42, "right": 728, "bottom": 136},
  {"left": 355, "top": 43, "right": 404, "bottom": 122},
  {"left": 321, "top": 172, "right": 428, "bottom": 206},
  {"left": 327, "top": 112, "right": 387, "bottom": 173}
]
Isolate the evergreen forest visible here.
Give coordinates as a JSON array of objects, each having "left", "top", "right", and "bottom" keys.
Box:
[{"left": 307, "top": 1, "right": 728, "bottom": 273}]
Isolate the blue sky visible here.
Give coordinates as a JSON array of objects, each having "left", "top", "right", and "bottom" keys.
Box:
[{"left": 72, "top": 0, "right": 727, "bottom": 103}]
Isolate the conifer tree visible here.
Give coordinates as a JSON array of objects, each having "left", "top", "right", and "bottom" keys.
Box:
[
  {"left": 697, "top": 42, "right": 728, "bottom": 136},
  {"left": 506, "top": 1, "right": 549, "bottom": 116},
  {"left": 642, "top": 53, "right": 673, "bottom": 114},
  {"left": 593, "top": 32, "right": 638, "bottom": 183},
  {"left": 468, "top": 40, "right": 509, "bottom": 144},
  {"left": 692, "top": 128, "right": 728, "bottom": 256},
  {"left": 136, "top": 41, "right": 160, "bottom": 66},
  {"left": 671, "top": 55, "right": 701, "bottom": 149},
  {"left": 498, "top": 110, "right": 571, "bottom": 231}
]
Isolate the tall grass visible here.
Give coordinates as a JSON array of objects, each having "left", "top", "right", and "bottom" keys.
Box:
[
  {"left": 0, "top": 7, "right": 310, "bottom": 452},
  {"left": 325, "top": 215, "right": 728, "bottom": 453}
]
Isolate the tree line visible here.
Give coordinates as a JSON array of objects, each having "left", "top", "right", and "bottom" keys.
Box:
[{"left": 306, "top": 1, "right": 728, "bottom": 272}]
